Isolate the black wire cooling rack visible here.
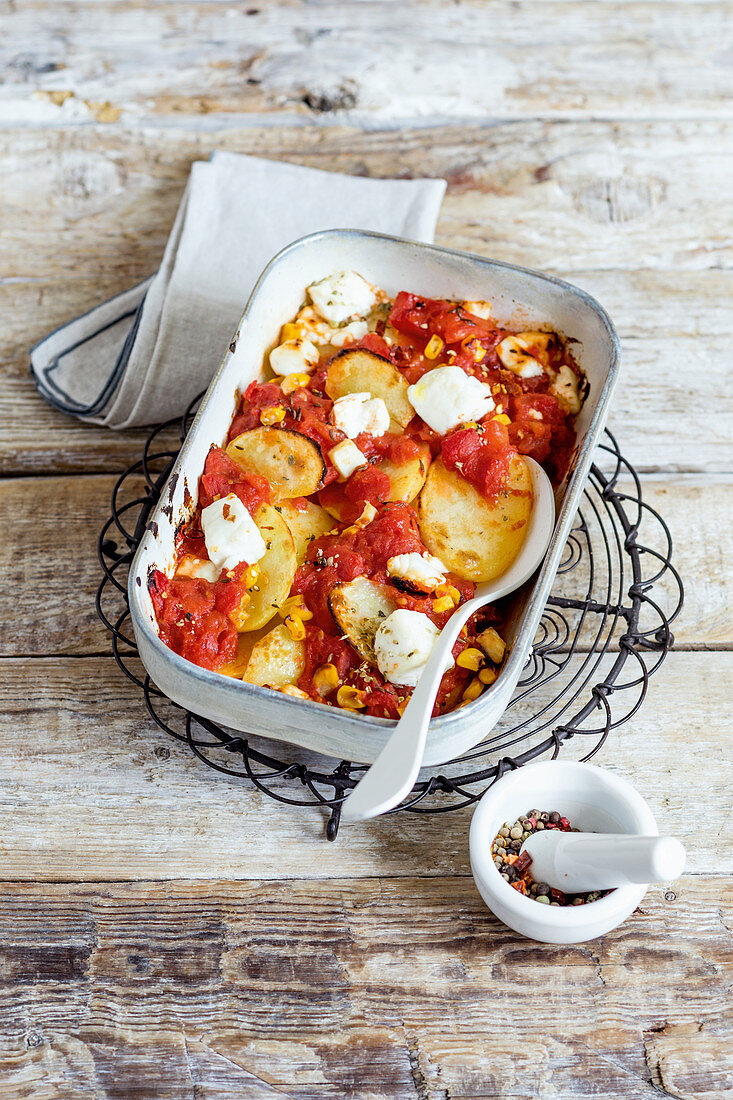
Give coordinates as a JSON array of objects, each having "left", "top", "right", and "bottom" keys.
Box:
[{"left": 97, "top": 398, "right": 683, "bottom": 840}]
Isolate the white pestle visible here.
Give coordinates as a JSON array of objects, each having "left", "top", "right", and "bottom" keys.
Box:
[{"left": 520, "top": 831, "right": 686, "bottom": 893}]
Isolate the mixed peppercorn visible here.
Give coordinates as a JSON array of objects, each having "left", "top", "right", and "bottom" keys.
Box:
[{"left": 491, "top": 809, "right": 612, "bottom": 906}]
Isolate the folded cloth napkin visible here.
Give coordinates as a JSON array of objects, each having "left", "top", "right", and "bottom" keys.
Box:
[{"left": 30, "top": 151, "right": 446, "bottom": 429}]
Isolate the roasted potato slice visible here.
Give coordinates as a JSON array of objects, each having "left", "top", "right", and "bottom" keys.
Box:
[
  {"left": 325, "top": 348, "right": 414, "bottom": 429},
  {"left": 319, "top": 445, "right": 431, "bottom": 523},
  {"left": 234, "top": 504, "right": 297, "bottom": 631},
  {"left": 417, "top": 455, "right": 533, "bottom": 583},
  {"left": 243, "top": 622, "right": 306, "bottom": 688},
  {"left": 226, "top": 427, "right": 326, "bottom": 499},
  {"left": 328, "top": 576, "right": 397, "bottom": 664},
  {"left": 379, "top": 443, "right": 431, "bottom": 505},
  {"left": 276, "top": 499, "right": 335, "bottom": 562}
]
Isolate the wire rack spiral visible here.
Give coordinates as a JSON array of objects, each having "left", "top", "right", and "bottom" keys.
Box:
[{"left": 97, "top": 396, "right": 683, "bottom": 840}]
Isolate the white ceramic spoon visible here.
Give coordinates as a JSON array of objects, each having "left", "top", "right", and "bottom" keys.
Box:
[
  {"left": 341, "top": 457, "right": 556, "bottom": 823},
  {"left": 520, "top": 831, "right": 686, "bottom": 892}
]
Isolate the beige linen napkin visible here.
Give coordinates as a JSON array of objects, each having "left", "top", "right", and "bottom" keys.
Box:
[{"left": 30, "top": 151, "right": 446, "bottom": 429}]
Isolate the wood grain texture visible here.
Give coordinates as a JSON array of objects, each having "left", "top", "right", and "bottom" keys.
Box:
[
  {"left": 0, "top": 652, "right": 729, "bottom": 881},
  {"left": 0, "top": 876, "right": 729, "bottom": 1099},
  {"left": 1, "top": 0, "right": 731, "bottom": 125},
  {"left": 4, "top": 121, "right": 733, "bottom": 279}
]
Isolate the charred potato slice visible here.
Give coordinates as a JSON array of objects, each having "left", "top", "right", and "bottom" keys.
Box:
[
  {"left": 226, "top": 427, "right": 326, "bottom": 499},
  {"left": 243, "top": 622, "right": 306, "bottom": 688},
  {"left": 235, "top": 504, "right": 297, "bottom": 631},
  {"left": 417, "top": 455, "right": 533, "bottom": 583},
  {"left": 328, "top": 576, "right": 397, "bottom": 664},
  {"left": 277, "top": 499, "right": 335, "bottom": 562},
  {"left": 325, "top": 348, "right": 414, "bottom": 429}
]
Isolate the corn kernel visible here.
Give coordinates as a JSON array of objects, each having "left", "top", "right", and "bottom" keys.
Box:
[
  {"left": 493, "top": 413, "right": 511, "bottom": 426},
  {"left": 457, "top": 647, "right": 484, "bottom": 672},
  {"left": 280, "top": 372, "right": 311, "bottom": 396},
  {"left": 396, "top": 698, "right": 409, "bottom": 716},
  {"left": 477, "top": 627, "right": 506, "bottom": 664},
  {"left": 284, "top": 615, "right": 306, "bottom": 641},
  {"left": 462, "top": 677, "right": 484, "bottom": 703},
  {"left": 336, "top": 685, "right": 366, "bottom": 710},
  {"left": 260, "top": 405, "right": 286, "bottom": 426},
  {"left": 280, "top": 322, "right": 301, "bottom": 342},
  {"left": 424, "top": 334, "right": 444, "bottom": 360},
  {"left": 244, "top": 564, "right": 260, "bottom": 587},
  {"left": 479, "top": 666, "right": 498, "bottom": 685},
  {"left": 278, "top": 595, "right": 308, "bottom": 618},
  {"left": 462, "top": 421, "right": 479, "bottom": 431},
  {"left": 472, "top": 341, "right": 486, "bottom": 363},
  {"left": 312, "top": 663, "right": 339, "bottom": 697},
  {"left": 433, "top": 595, "right": 454, "bottom": 614},
  {"left": 436, "top": 583, "right": 461, "bottom": 604}
]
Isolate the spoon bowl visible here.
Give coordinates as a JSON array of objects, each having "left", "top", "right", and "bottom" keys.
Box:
[{"left": 341, "top": 457, "right": 556, "bottom": 823}]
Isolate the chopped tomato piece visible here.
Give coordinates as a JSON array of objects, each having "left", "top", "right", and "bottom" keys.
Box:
[
  {"left": 441, "top": 421, "right": 515, "bottom": 501},
  {"left": 199, "top": 445, "right": 272, "bottom": 514},
  {"left": 389, "top": 292, "right": 492, "bottom": 345}
]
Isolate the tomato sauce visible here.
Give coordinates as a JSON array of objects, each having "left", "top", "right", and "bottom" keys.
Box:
[
  {"left": 149, "top": 568, "right": 247, "bottom": 670},
  {"left": 151, "top": 280, "right": 583, "bottom": 718},
  {"left": 441, "top": 421, "right": 515, "bottom": 501}
]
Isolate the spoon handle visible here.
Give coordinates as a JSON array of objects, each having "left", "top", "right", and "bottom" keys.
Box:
[{"left": 340, "top": 599, "right": 478, "bottom": 822}]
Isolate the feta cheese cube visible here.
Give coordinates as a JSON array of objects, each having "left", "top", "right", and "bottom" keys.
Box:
[
  {"left": 201, "top": 494, "right": 267, "bottom": 572},
  {"left": 549, "top": 364, "right": 582, "bottom": 414},
  {"left": 386, "top": 552, "right": 447, "bottom": 592},
  {"left": 331, "top": 391, "right": 390, "bottom": 439},
  {"left": 407, "top": 366, "right": 494, "bottom": 436},
  {"left": 496, "top": 335, "right": 544, "bottom": 379},
  {"left": 328, "top": 320, "right": 369, "bottom": 347},
  {"left": 329, "top": 439, "right": 367, "bottom": 481},
  {"left": 307, "top": 271, "right": 377, "bottom": 325},
  {"left": 374, "top": 609, "right": 453, "bottom": 688},
  {"left": 269, "top": 337, "right": 319, "bottom": 377}
]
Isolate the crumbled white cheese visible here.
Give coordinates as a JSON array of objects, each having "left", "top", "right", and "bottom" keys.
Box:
[
  {"left": 496, "top": 335, "right": 544, "bottom": 379},
  {"left": 307, "top": 270, "right": 377, "bottom": 325},
  {"left": 175, "top": 556, "right": 221, "bottom": 583},
  {"left": 374, "top": 609, "right": 453, "bottom": 688},
  {"left": 329, "top": 320, "right": 369, "bottom": 347},
  {"left": 331, "top": 391, "right": 390, "bottom": 439},
  {"left": 269, "top": 337, "right": 319, "bottom": 376},
  {"left": 201, "top": 494, "right": 267, "bottom": 572},
  {"left": 329, "top": 438, "right": 367, "bottom": 481},
  {"left": 462, "top": 299, "right": 493, "bottom": 320},
  {"left": 387, "top": 552, "right": 447, "bottom": 592},
  {"left": 407, "top": 366, "right": 495, "bottom": 436},
  {"left": 549, "top": 364, "right": 582, "bottom": 414}
]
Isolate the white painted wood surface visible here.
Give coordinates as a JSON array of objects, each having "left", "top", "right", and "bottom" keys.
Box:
[{"left": 1, "top": 2, "right": 731, "bottom": 1096}]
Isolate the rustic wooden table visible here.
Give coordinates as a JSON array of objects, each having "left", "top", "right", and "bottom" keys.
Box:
[{"left": 2, "top": 2, "right": 732, "bottom": 1096}]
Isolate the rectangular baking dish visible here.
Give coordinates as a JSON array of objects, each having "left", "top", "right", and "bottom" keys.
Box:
[{"left": 129, "top": 229, "right": 620, "bottom": 767}]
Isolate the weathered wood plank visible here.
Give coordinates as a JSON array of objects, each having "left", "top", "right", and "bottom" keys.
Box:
[
  {"left": 3, "top": 121, "right": 733, "bottom": 280},
  {"left": 0, "top": 471, "right": 728, "bottom": 657},
  {"left": 0, "top": 652, "right": 728, "bottom": 880},
  {"left": 1, "top": 1, "right": 731, "bottom": 126},
  {"left": 0, "top": 876, "right": 729, "bottom": 1099}
]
